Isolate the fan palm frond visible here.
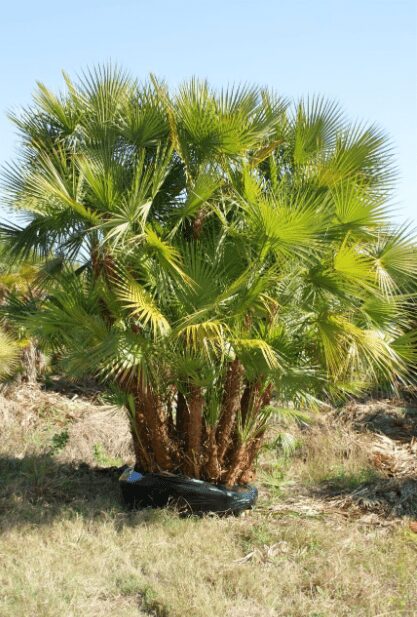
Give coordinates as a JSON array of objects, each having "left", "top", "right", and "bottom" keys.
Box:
[{"left": 0, "top": 328, "right": 20, "bottom": 378}]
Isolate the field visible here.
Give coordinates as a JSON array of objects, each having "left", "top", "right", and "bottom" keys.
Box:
[{"left": 1, "top": 384, "right": 417, "bottom": 617}]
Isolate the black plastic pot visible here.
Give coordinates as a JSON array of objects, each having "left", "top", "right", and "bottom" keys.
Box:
[{"left": 119, "top": 467, "right": 258, "bottom": 515}]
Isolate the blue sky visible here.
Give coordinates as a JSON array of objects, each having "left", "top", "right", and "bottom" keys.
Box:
[{"left": 0, "top": 0, "right": 415, "bottom": 223}]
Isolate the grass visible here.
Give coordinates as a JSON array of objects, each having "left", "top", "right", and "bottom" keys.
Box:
[{"left": 0, "top": 386, "right": 416, "bottom": 616}]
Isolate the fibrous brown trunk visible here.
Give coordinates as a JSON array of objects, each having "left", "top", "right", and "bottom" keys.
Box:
[
  {"left": 260, "top": 382, "right": 273, "bottom": 408},
  {"left": 165, "top": 386, "right": 178, "bottom": 443},
  {"left": 224, "top": 435, "right": 264, "bottom": 486},
  {"left": 222, "top": 379, "right": 272, "bottom": 486},
  {"left": 176, "top": 390, "right": 190, "bottom": 448},
  {"left": 192, "top": 208, "right": 207, "bottom": 239},
  {"left": 203, "top": 424, "right": 221, "bottom": 480},
  {"left": 223, "top": 440, "right": 250, "bottom": 487},
  {"left": 129, "top": 377, "right": 181, "bottom": 472},
  {"left": 126, "top": 366, "right": 271, "bottom": 486},
  {"left": 184, "top": 386, "right": 204, "bottom": 478},
  {"left": 20, "top": 339, "right": 46, "bottom": 384},
  {"left": 131, "top": 400, "right": 154, "bottom": 472},
  {"left": 240, "top": 382, "right": 252, "bottom": 425},
  {"left": 241, "top": 431, "right": 267, "bottom": 483},
  {"left": 143, "top": 386, "right": 179, "bottom": 470},
  {"left": 216, "top": 359, "right": 244, "bottom": 466}
]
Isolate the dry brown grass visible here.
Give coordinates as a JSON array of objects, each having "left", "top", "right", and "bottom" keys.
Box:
[
  {"left": 291, "top": 420, "right": 375, "bottom": 487},
  {"left": 0, "top": 384, "right": 133, "bottom": 464},
  {"left": 0, "top": 386, "right": 416, "bottom": 617}
]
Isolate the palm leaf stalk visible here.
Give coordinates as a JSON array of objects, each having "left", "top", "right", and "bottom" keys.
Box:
[{"left": 1, "top": 66, "right": 416, "bottom": 485}]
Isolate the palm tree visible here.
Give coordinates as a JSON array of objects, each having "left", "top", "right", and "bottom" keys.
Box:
[
  {"left": 1, "top": 66, "right": 416, "bottom": 485},
  {"left": 0, "top": 247, "right": 47, "bottom": 383}
]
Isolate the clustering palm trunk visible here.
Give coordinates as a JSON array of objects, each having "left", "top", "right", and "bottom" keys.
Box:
[{"left": 129, "top": 367, "right": 268, "bottom": 486}]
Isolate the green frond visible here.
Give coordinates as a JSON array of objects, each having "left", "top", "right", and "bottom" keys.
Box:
[
  {"left": 332, "top": 182, "right": 387, "bottom": 228},
  {"left": 317, "top": 312, "right": 406, "bottom": 384},
  {"left": 391, "top": 330, "right": 417, "bottom": 375},
  {"left": 234, "top": 337, "right": 281, "bottom": 370},
  {"left": 122, "top": 80, "right": 169, "bottom": 147},
  {"left": 77, "top": 63, "right": 134, "bottom": 129},
  {"left": 113, "top": 269, "right": 171, "bottom": 337},
  {"left": 368, "top": 227, "right": 417, "bottom": 293},
  {"left": 333, "top": 238, "right": 376, "bottom": 290},
  {"left": 361, "top": 296, "right": 405, "bottom": 332},
  {"left": 176, "top": 320, "right": 227, "bottom": 353},
  {"left": 76, "top": 154, "right": 122, "bottom": 211},
  {"left": 319, "top": 122, "right": 394, "bottom": 189},
  {"left": 176, "top": 172, "right": 221, "bottom": 219},
  {"left": 0, "top": 329, "right": 20, "bottom": 378},
  {"left": 292, "top": 96, "right": 345, "bottom": 165},
  {"left": 174, "top": 79, "right": 279, "bottom": 166},
  {"left": 145, "top": 227, "right": 193, "bottom": 284},
  {"left": 245, "top": 191, "right": 326, "bottom": 258},
  {"left": 34, "top": 81, "right": 80, "bottom": 133},
  {"left": 265, "top": 405, "right": 311, "bottom": 425}
]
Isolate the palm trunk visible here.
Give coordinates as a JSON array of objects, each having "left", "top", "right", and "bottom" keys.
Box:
[
  {"left": 203, "top": 424, "right": 221, "bottom": 480},
  {"left": 131, "top": 400, "right": 154, "bottom": 472},
  {"left": 22, "top": 339, "right": 39, "bottom": 385},
  {"left": 216, "top": 359, "right": 244, "bottom": 466},
  {"left": 192, "top": 208, "right": 207, "bottom": 239},
  {"left": 176, "top": 389, "right": 190, "bottom": 448},
  {"left": 125, "top": 366, "right": 270, "bottom": 485},
  {"left": 223, "top": 435, "right": 264, "bottom": 487},
  {"left": 238, "top": 437, "right": 264, "bottom": 484},
  {"left": 222, "top": 379, "right": 272, "bottom": 486},
  {"left": 143, "top": 386, "right": 179, "bottom": 470},
  {"left": 129, "top": 378, "right": 180, "bottom": 472},
  {"left": 240, "top": 382, "right": 252, "bottom": 425},
  {"left": 184, "top": 385, "right": 204, "bottom": 478}
]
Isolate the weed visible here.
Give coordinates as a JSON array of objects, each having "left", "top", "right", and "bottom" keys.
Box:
[
  {"left": 139, "top": 585, "right": 170, "bottom": 617},
  {"left": 50, "top": 430, "right": 70, "bottom": 453},
  {"left": 93, "top": 443, "right": 124, "bottom": 467},
  {"left": 323, "top": 465, "right": 379, "bottom": 491}
]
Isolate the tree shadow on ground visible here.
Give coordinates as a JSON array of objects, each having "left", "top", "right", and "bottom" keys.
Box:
[
  {"left": 317, "top": 401, "right": 417, "bottom": 517},
  {"left": 311, "top": 474, "right": 417, "bottom": 518},
  {"left": 42, "top": 375, "right": 105, "bottom": 398},
  {"left": 347, "top": 402, "right": 417, "bottom": 442},
  {"left": 0, "top": 454, "right": 162, "bottom": 532}
]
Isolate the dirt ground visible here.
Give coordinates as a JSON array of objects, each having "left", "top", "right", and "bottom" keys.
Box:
[{"left": 1, "top": 384, "right": 416, "bottom": 617}]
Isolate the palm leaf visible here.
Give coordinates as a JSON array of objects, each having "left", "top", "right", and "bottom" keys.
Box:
[
  {"left": 113, "top": 268, "right": 171, "bottom": 337},
  {"left": 0, "top": 329, "right": 20, "bottom": 378}
]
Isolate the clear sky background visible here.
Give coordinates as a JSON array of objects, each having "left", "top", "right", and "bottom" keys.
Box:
[{"left": 0, "top": 0, "right": 415, "bottom": 224}]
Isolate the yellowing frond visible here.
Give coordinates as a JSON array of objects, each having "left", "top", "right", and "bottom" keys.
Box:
[
  {"left": 0, "top": 329, "right": 20, "bottom": 379},
  {"left": 115, "top": 275, "right": 170, "bottom": 337},
  {"left": 177, "top": 320, "right": 226, "bottom": 352}
]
